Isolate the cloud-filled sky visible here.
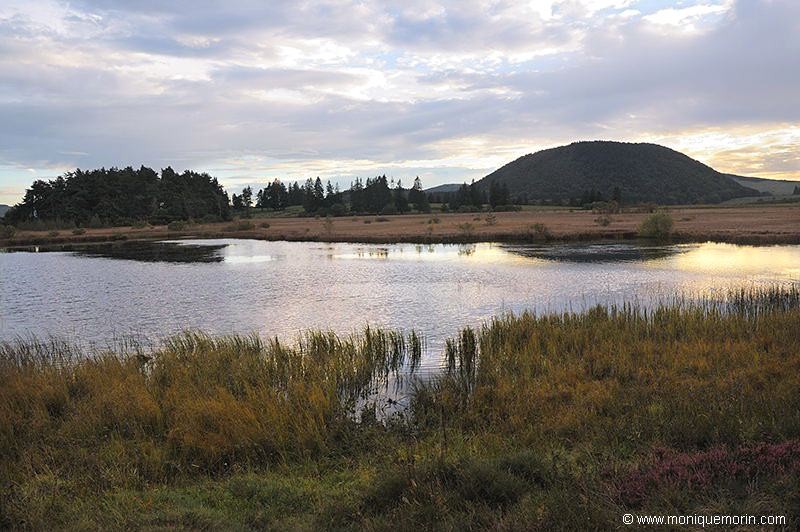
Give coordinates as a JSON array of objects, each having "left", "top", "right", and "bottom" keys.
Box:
[{"left": 0, "top": 0, "right": 798, "bottom": 204}]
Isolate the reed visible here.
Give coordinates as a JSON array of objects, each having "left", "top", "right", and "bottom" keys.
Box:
[{"left": 2, "top": 287, "right": 799, "bottom": 529}]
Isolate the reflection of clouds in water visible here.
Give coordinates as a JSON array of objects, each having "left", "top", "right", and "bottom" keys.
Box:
[
  {"left": 663, "top": 243, "right": 800, "bottom": 279},
  {"left": 3, "top": 239, "right": 799, "bottom": 354},
  {"left": 224, "top": 255, "right": 276, "bottom": 264}
]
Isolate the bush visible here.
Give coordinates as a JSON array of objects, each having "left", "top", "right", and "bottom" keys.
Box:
[
  {"left": 375, "top": 217, "right": 389, "bottom": 223},
  {"left": 0, "top": 225, "right": 16, "bottom": 239},
  {"left": 485, "top": 213, "right": 497, "bottom": 226},
  {"left": 595, "top": 214, "right": 613, "bottom": 227},
  {"left": 329, "top": 203, "right": 347, "bottom": 217},
  {"left": 72, "top": 228, "right": 86, "bottom": 235},
  {"left": 200, "top": 214, "right": 222, "bottom": 224},
  {"left": 167, "top": 221, "right": 187, "bottom": 231},
  {"left": 428, "top": 217, "right": 441, "bottom": 224},
  {"left": 47, "top": 230, "right": 60, "bottom": 237},
  {"left": 233, "top": 221, "right": 255, "bottom": 231},
  {"left": 131, "top": 220, "right": 149, "bottom": 229},
  {"left": 592, "top": 201, "right": 620, "bottom": 214},
  {"left": 259, "top": 222, "right": 271, "bottom": 229},
  {"left": 528, "top": 223, "right": 551, "bottom": 241},
  {"left": 87, "top": 215, "right": 104, "bottom": 229},
  {"left": 380, "top": 204, "right": 397, "bottom": 215},
  {"left": 457, "top": 222, "right": 474, "bottom": 236},
  {"left": 638, "top": 212, "right": 673, "bottom": 239}
]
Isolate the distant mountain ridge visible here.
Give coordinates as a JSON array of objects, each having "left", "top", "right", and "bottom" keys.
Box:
[
  {"left": 0, "top": 204, "right": 10, "bottom": 219},
  {"left": 727, "top": 175, "right": 798, "bottom": 196},
  {"left": 474, "top": 141, "right": 760, "bottom": 205}
]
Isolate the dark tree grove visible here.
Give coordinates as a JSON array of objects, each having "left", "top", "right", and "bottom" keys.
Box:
[
  {"left": 5, "top": 166, "right": 231, "bottom": 226},
  {"left": 5, "top": 168, "right": 444, "bottom": 226}
]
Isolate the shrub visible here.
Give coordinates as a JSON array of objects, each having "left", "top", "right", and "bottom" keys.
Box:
[
  {"left": 329, "top": 203, "right": 347, "bottom": 217},
  {"left": 528, "top": 223, "right": 551, "bottom": 241},
  {"left": 592, "top": 200, "right": 620, "bottom": 214},
  {"left": 167, "top": 221, "right": 186, "bottom": 231},
  {"left": 363, "top": 219, "right": 372, "bottom": 224},
  {"left": 87, "top": 215, "right": 104, "bottom": 229},
  {"left": 375, "top": 217, "right": 389, "bottom": 223},
  {"left": 200, "top": 214, "right": 222, "bottom": 224},
  {"left": 0, "top": 225, "right": 16, "bottom": 239},
  {"left": 380, "top": 204, "right": 397, "bottom": 215},
  {"left": 259, "top": 222, "right": 271, "bottom": 229},
  {"left": 233, "top": 221, "right": 255, "bottom": 231},
  {"left": 131, "top": 220, "right": 149, "bottom": 229},
  {"left": 47, "top": 230, "right": 60, "bottom": 237},
  {"left": 638, "top": 213, "right": 674, "bottom": 239},
  {"left": 428, "top": 217, "right": 441, "bottom": 224},
  {"left": 71, "top": 228, "right": 86, "bottom": 235},
  {"left": 595, "top": 214, "right": 613, "bottom": 227},
  {"left": 457, "top": 222, "right": 474, "bottom": 236},
  {"left": 485, "top": 213, "right": 497, "bottom": 226}
]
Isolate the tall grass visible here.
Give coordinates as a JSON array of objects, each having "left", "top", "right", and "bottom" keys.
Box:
[{"left": 2, "top": 287, "right": 799, "bottom": 529}]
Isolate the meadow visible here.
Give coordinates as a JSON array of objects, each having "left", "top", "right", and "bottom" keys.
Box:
[
  {"left": 2, "top": 288, "right": 800, "bottom": 529},
  {"left": 3, "top": 203, "right": 800, "bottom": 248}
]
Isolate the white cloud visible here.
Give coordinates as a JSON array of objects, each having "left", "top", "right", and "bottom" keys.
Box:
[{"left": 0, "top": 0, "right": 798, "bottom": 204}]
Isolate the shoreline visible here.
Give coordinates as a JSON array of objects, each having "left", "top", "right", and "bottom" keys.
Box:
[{"left": 3, "top": 203, "right": 800, "bottom": 248}]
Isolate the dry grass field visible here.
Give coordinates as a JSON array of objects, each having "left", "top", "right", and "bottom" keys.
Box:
[{"left": 3, "top": 203, "right": 800, "bottom": 247}]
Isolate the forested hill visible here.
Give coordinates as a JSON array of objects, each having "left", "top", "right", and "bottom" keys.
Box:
[
  {"left": 0, "top": 204, "right": 9, "bottom": 219},
  {"left": 477, "top": 141, "right": 761, "bottom": 205},
  {"left": 3, "top": 167, "right": 230, "bottom": 226}
]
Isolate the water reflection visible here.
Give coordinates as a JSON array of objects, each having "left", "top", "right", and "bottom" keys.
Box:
[
  {"left": 502, "top": 242, "right": 686, "bottom": 263},
  {"left": 2, "top": 239, "right": 798, "bottom": 357},
  {"left": 6, "top": 241, "right": 227, "bottom": 263}
]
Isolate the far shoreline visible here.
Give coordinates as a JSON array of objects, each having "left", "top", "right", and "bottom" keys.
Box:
[{"left": 2, "top": 203, "right": 800, "bottom": 249}]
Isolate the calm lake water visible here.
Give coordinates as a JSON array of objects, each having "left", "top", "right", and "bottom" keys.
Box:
[{"left": 2, "top": 239, "right": 799, "bottom": 360}]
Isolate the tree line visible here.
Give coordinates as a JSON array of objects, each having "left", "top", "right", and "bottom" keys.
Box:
[
  {"left": 3, "top": 166, "right": 231, "bottom": 227},
  {"left": 237, "top": 175, "right": 431, "bottom": 216},
  {"left": 4, "top": 165, "right": 532, "bottom": 227}
]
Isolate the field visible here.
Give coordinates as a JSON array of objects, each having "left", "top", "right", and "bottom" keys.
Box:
[
  {"left": 3, "top": 203, "right": 800, "bottom": 247},
  {"left": 2, "top": 288, "right": 799, "bottom": 529}
]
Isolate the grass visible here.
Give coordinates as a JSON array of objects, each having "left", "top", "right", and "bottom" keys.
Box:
[{"left": 2, "top": 287, "right": 800, "bottom": 529}]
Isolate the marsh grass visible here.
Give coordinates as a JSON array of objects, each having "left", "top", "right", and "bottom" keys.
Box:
[{"left": 2, "top": 287, "right": 800, "bottom": 529}]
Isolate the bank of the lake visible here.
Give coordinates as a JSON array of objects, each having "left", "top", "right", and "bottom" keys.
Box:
[
  {"left": 2, "top": 288, "right": 799, "bottom": 530},
  {"left": 2, "top": 203, "right": 800, "bottom": 248}
]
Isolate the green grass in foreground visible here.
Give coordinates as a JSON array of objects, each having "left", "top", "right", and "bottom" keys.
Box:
[{"left": 2, "top": 288, "right": 800, "bottom": 530}]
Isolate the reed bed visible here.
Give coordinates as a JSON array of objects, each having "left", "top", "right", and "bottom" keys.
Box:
[{"left": 1, "top": 287, "right": 799, "bottom": 529}]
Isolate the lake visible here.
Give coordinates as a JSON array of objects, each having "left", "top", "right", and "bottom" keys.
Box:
[{"left": 2, "top": 239, "right": 799, "bottom": 366}]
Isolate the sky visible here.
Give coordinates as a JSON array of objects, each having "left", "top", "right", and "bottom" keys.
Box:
[{"left": 0, "top": 0, "right": 798, "bottom": 204}]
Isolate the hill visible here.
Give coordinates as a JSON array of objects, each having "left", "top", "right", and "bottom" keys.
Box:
[
  {"left": 0, "top": 204, "right": 9, "bottom": 219},
  {"left": 728, "top": 175, "right": 799, "bottom": 196},
  {"left": 477, "top": 141, "right": 761, "bottom": 205},
  {"left": 424, "top": 183, "right": 462, "bottom": 195}
]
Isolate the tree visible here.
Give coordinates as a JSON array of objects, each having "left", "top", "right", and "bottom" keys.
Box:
[
  {"left": 794, "top": 186, "right": 800, "bottom": 195},
  {"left": 241, "top": 186, "right": 253, "bottom": 216},
  {"left": 468, "top": 180, "right": 483, "bottom": 208},
  {"left": 394, "top": 179, "right": 409, "bottom": 213},
  {"left": 489, "top": 181, "right": 510, "bottom": 208},
  {"left": 232, "top": 193, "right": 244, "bottom": 211},
  {"left": 408, "top": 176, "right": 430, "bottom": 212},
  {"left": 449, "top": 183, "right": 470, "bottom": 210}
]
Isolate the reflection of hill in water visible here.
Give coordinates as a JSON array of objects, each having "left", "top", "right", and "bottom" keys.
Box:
[
  {"left": 502, "top": 242, "right": 687, "bottom": 263},
  {"left": 18, "top": 241, "right": 227, "bottom": 263}
]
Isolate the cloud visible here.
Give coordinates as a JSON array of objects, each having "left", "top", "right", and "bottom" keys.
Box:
[{"left": 0, "top": 0, "right": 798, "bottom": 204}]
